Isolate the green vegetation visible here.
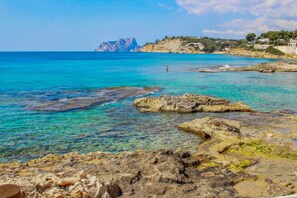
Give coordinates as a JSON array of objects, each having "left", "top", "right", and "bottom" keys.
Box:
[
  {"left": 148, "top": 30, "right": 297, "bottom": 56},
  {"left": 230, "top": 139, "right": 297, "bottom": 160},
  {"left": 265, "top": 46, "right": 285, "bottom": 56},
  {"left": 246, "top": 33, "right": 256, "bottom": 42},
  {"left": 259, "top": 30, "right": 297, "bottom": 45},
  {"left": 178, "top": 36, "right": 244, "bottom": 53}
]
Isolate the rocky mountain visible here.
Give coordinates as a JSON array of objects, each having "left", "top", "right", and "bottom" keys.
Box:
[{"left": 95, "top": 38, "right": 140, "bottom": 52}]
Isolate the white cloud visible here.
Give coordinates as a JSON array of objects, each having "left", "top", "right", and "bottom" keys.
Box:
[
  {"left": 176, "top": 0, "right": 297, "bottom": 18},
  {"left": 176, "top": 0, "right": 297, "bottom": 36},
  {"left": 220, "top": 16, "right": 297, "bottom": 33},
  {"left": 202, "top": 29, "right": 246, "bottom": 35}
]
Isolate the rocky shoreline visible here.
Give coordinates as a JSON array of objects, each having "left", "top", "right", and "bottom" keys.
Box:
[
  {"left": 1, "top": 94, "right": 297, "bottom": 197},
  {"left": 192, "top": 61, "right": 297, "bottom": 73},
  {"left": 222, "top": 48, "right": 297, "bottom": 60}
]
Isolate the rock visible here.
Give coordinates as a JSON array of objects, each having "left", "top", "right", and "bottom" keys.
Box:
[
  {"left": 177, "top": 117, "right": 241, "bottom": 140},
  {"left": 105, "top": 180, "right": 122, "bottom": 198},
  {"left": 71, "top": 189, "right": 84, "bottom": 198},
  {"left": 267, "top": 133, "right": 274, "bottom": 138},
  {"left": 35, "top": 174, "right": 58, "bottom": 192},
  {"left": 133, "top": 94, "right": 252, "bottom": 113},
  {"left": 95, "top": 38, "right": 140, "bottom": 52},
  {"left": 193, "top": 62, "right": 297, "bottom": 73},
  {"left": 2, "top": 113, "right": 297, "bottom": 198},
  {"left": 140, "top": 37, "right": 203, "bottom": 54},
  {"left": 23, "top": 86, "right": 160, "bottom": 112},
  {"left": 201, "top": 171, "right": 216, "bottom": 178},
  {"left": 102, "top": 191, "right": 112, "bottom": 198}
]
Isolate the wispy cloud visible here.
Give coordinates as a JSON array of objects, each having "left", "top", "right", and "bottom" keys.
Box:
[
  {"left": 158, "top": 3, "right": 173, "bottom": 10},
  {"left": 176, "top": 0, "right": 297, "bottom": 18},
  {"left": 176, "top": 0, "right": 297, "bottom": 36},
  {"left": 202, "top": 29, "right": 247, "bottom": 36}
]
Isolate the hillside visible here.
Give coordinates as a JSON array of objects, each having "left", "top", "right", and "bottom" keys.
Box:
[
  {"left": 140, "top": 36, "right": 243, "bottom": 54},
  {"left": 140, "top": 37, "right": 202, "bottom": 53}
]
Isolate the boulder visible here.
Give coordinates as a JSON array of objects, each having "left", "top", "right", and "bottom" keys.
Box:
[{"left": 177, "top": 117, "right": 241, "bottom": 140}]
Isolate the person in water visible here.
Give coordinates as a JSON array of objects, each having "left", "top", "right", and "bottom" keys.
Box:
[{"left": 166, "top": 65, "right": 169, "bottom": 72}]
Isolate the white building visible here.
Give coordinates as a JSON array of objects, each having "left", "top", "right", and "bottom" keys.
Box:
[
  {"left": 254, "top": 44, "right": 270, "bottom": 50},
  {"left": 185, "top": 42, "right": 205, "bottom": 50},
  {"left": 258, "top": 38, "right": 270, "bottom": 43},
  {"left": 275, "top": 39, "right": 297, "bottom": 54},
  {"left": 289, "top": 39, "right": 297, "bottom": 47}
]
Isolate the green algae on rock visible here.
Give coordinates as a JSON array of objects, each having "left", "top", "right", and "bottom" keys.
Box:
[{"left": 178, "top": 115, "right": 297, "bottom": 196}]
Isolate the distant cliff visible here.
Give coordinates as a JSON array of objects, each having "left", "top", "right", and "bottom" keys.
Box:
[
  {"left": 95, "top": 38, "right": 140, "bottom": 52},
  {"left": 140, "top": 37, "right": 204, "bottom": 54}
]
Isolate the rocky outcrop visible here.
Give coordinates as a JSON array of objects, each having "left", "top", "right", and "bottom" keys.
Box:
[
  {"left": 23, "top": 87, "right": 160, "bottom": 112},
  {"left": 223, "top": 47, "right": 297, "bottom": 59},
  {"left": 133, "top": 94, "right": 252, "bottom": 113},
  {"left": 177, "top": 115, "right": 297, "bottom": 197},
  {"left": 95, "top": 38, "right": 140, "bottom": 52},
  {"left": 140, "top": 38, "right": 203, "bottom": 54},
  {"left": 194, "top": 61, "right": 297, "bottom": 73},
  {"left": 177, "top": 117, "right": 241, "bottom": 140},
  {"left": 2, "top": 114, "right": 297, "bottom": 197},
  {"left": 0, "top": 150, "right": 243, "bottom": 198}
]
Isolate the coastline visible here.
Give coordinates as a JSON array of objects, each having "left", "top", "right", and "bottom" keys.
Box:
[
  {"left": 140, "top": 47, "right": 297, "bottom": 61},
  {"left": 1, "top": 53, "right": 297, "bottom": 197},
  {"left": 1, "top": 94, "right": 297, "bottom": 197}
]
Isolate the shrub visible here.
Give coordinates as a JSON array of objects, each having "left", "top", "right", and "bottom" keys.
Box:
[{"left": 265, "top": 46, "right": 285, "bottom": 56}]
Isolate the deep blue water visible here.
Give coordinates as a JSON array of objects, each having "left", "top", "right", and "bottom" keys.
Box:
[{"left": 1, "top": 52, "right": 296, "bottom": 162}]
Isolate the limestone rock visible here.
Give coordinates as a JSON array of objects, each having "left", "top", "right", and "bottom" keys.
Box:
[
  {"left": 95, "top": 38, "right": 140, "bottom": 52},
  {"left": 23, "top": 86, "right": 160, "bottom": 112},
  {"left": 194, "top": 62, "right": 297, "bottom": 73},
  {"left": 133, "top": 94, "right": 252, "bottom": 113},
  {"left": 177, "top": 117, "right": 241, "bottom": 140}
]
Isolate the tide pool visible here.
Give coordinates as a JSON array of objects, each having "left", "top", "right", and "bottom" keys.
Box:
[{"left": 1, "top": 52, "right": 296, "bottom": 162}]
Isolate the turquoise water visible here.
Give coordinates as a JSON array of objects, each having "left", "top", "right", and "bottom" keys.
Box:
[{"left": 0, "top": 52, "right": 296, "bottom": 162}]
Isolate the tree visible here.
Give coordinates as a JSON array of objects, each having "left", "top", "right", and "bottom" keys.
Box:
[{"left": 246, "top": 33, "right": 256, "bottom": 42}]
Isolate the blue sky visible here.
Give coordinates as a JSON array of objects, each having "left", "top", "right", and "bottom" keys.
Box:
[{"left": 0, "top": 0, "right": 296, "bottom": 51}]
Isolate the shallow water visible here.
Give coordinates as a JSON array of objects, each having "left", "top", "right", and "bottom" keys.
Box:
[{"left": 1, "top": 52, "right": 296, "bottom": 162}]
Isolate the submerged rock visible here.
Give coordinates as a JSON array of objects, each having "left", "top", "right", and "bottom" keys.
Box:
[
  {"left": 193, "top": 61, "right": 297, "bottom": 73},
  {"left": 23, "top": 87, "right": 160, "bottom": 112},
  {"left": 1, "top": 114, "right": 297, "bottom": 197},
  {"left": 133, "top": 93, "right": 252, "bottom": 113}
]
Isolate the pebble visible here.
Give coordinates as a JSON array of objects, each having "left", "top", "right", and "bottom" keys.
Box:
[
  {"left": 201, "top": 171, "right": 215, "bottom": 178},
  {"left": 267, "top": 133, "right": 274, "bottom": 138}
]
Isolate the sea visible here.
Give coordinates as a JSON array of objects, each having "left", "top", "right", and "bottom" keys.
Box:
[{"left": 1, "top": 52, "right": 296, "bottom": 162}]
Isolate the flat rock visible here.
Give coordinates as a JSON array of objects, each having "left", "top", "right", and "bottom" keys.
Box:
[
  {"left": 22, "top": 87, "right": 160, "bottom": 112},
  {"left": 133, "top": 93, "right": 252, "bottom": 113},
  {"left": 177, "top": 117, "right": 241, "bottom": 140},
  {"left": 0, "top": 150, "right": 241, "bottom": 198},
  {"left": 193, "top": 62, "right": 297, "bottom": 73}
]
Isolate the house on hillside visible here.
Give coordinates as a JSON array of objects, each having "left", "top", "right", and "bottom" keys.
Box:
[
  {"left": 275, "top": 39, "right": 297, "bottom": 54},
  {"left": 254, "top": 44, "right": 270, "bottom": 50},
  {"left": 258, "top": 38, "right": 270, "bottom": 43},
  {"left": 185, "top": 42, "right": 205, "bottom": 50}
]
